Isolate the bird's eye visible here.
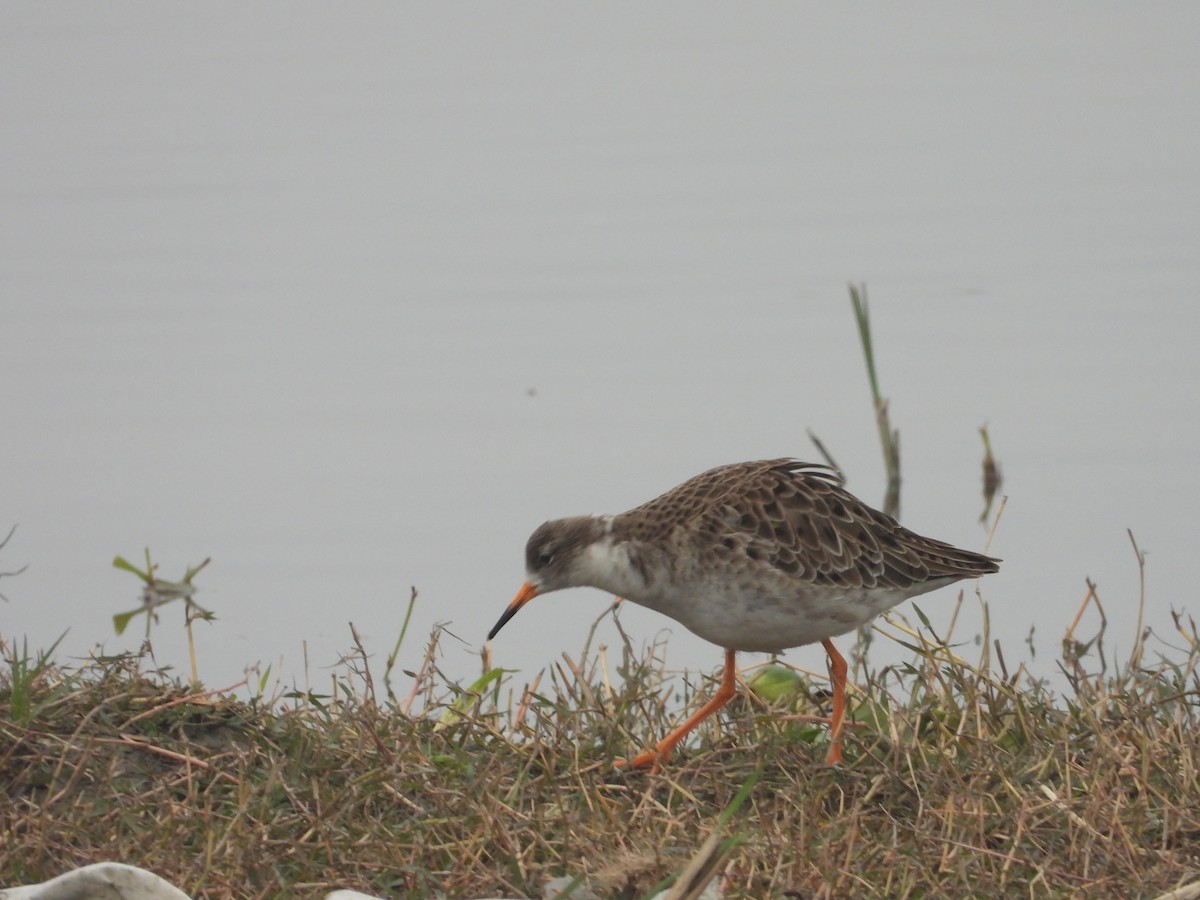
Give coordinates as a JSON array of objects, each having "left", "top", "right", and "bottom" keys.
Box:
[{"left": 536, "top": 550, "right": 555, "bottom": 568}]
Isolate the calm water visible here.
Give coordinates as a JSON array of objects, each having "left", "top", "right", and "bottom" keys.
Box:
[{"left": 3, "top": 6, "right": 1199, "bottom": 698}]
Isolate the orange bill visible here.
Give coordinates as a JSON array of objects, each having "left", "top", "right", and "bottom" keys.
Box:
[{"left": 487, "top": 582, "right": 539, "bottom": 640}]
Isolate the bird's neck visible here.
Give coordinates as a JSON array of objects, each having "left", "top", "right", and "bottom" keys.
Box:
[{"left": 576, "top": 528, "right": 650, "bottom": 599}]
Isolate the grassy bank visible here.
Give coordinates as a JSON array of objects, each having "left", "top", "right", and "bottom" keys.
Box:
[{"left": 2, "top": 596, "right": 1199, "bottom": 899}]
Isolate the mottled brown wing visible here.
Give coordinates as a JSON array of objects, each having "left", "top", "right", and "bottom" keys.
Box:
[{"left": 626, "top": 459, "right": 999, "bottom": 590}]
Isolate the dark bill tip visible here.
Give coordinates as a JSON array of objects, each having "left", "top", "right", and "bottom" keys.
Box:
[{"left": 487, "top": 582, "right": 539, "bottom": 641}]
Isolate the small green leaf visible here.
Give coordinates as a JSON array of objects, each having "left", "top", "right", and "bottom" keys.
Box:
[
  {"left": 112, "top": 555, "right": 150, "bottom": 581},
  {"left": 435, "top": 668, "right": 508, "bottom": 731},
  {"left": 747, "top": 665, "right": 802, "bottom": 703},
  {"left": 112, "top": 608, "right": 142, "bottom": 635}
]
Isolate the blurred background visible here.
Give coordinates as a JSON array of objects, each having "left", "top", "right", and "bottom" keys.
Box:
[{"left": 3, "top": 5, "right": 1198, "bottom": 696}]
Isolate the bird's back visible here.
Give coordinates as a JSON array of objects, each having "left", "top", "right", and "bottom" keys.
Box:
[{"left": 616, "top": 459, "right": 999, "bottom": 593}]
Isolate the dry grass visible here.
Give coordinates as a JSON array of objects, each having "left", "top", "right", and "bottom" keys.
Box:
[{"left": 3, "top": 588, "right": 1200, "bottom": 900}]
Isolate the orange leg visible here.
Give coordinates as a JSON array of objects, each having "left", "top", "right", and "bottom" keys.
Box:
[
  {"left": 822, "top": 638, "right": 848, "bottom": 765},
  {"left": 616, "top": 649, "right": 738, "bottom": 769}
]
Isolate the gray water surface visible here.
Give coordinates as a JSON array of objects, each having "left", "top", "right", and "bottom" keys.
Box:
[{"left": 3, "top": 6, "right": 1198, "bottom": 696}]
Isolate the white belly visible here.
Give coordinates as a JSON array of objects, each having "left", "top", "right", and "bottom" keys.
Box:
[{"left": 630, "top": 578, "right": 947, "bottom": 653}]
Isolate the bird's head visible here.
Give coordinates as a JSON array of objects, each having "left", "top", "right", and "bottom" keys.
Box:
[{"left": 487, "top": 516, "right": 606, "bottom": 640}]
